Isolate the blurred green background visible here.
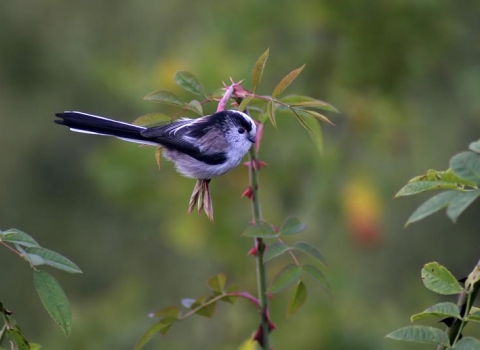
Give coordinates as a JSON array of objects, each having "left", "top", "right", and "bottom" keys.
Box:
[{"left": 1, "top": 0, "right": 480, "bottom": 349}]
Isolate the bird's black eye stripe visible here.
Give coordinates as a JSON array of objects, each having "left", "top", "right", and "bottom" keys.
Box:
[{"left": 238, "top": 127, "right": 245, "bottom": 134}]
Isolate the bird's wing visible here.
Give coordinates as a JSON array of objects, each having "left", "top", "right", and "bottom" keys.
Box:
[{"left": 140, "top": 118, "right": 227, "bottom": 165}]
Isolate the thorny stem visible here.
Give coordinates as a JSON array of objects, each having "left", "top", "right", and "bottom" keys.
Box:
[
  {"left": 248, "top": 147, "right": 271, "bottom": 349},
  {"left": 437, "top": 258, "right": 480, "bottom": 350}
]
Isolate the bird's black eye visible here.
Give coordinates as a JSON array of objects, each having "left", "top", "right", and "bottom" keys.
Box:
[{"left": 238, "top": 127, "right": 245, "bottom": 134}]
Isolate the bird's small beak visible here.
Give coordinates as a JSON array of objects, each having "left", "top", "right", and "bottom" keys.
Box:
[{"left": 248, "top": 135, "right": 256, "bottom": 143}]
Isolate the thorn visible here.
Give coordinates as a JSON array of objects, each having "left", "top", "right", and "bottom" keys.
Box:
[
  {"left": 244, "top": 160, "right": 267, "bottom": 171},
  {"left": 241, "top": 187, "right": 254, "bottom": 200}
]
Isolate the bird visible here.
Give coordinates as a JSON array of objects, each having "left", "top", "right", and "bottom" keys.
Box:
[{"left": 54, "top": 110, "right": 257, "bottom": 180}]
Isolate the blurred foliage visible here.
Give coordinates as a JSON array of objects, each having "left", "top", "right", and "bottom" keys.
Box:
[{"left": 1, "top": 0, "right": 480, "bottom": 349}]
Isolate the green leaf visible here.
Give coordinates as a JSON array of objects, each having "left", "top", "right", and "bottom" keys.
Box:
[
  {"left": 174, "top": 71, "right": 206, "bottom": 96},
  {"left": 134, "top": 317, "right": 177, "bottom": 350},
  {"left": 421, "top": 262, "right": 463, "bottom": 295},
  {"left": 302, "top": 264, "right": 330, "bottom": 294},
  {"left": 30, "top": 343, "right": 42, "bottom": 350},
  {"left": 251, "top": 48, "right": 269, "bottom": 93},
  {"left": 237, "top": 96, "right": 254, "bottom": 112},
  {"left": 293, "top": 112, "right": 323, "bottom": 155},
  {"left": 264, "top": 242, "right": 290, "bottom": 262},
  {"left": 446, "top": 190, "right": 480, "bottom": 223},
  {"left": 402, "top": 169, "right": 478, "bottom": 191},
  {"left": 242, "top": 221, "right": 277, "bottom": 238},
  {"left": 396, "top": 181, "right": 466, "bottom": 197},
  {"left": 452, "top": 336, "right": 480, "bottom": 350},
  {"left": 405, "top": 191, "right": 457, "bottom": 226},
  {"left": 143, "top": 90, "right": 184, "bottom": 107},
  {"left": 465, "top": 265, "right": 480, "bottom": 293},
  {"left": 25, "top": 247, "right": 82, "bottom": 274},
  {"left": 269, "top": 264, "right": 302, "bottom": 294},
  {"left": 280, "top": 217, "right": 306, "bottom": 236},
  {"left": 266, "top": 100, "right": 277, "bottom": 128},
  {"left": 192, "top": 296, "right": 217, "bottom": 318},
  {"left": 450, "top": 151, "right": 480, "bottom": 184},
  {"left": 148, "top": 306, "right": 180, "bottom": 319},
  {"left": 6, "top": 326, "right": 30, "bottom": 350},
  {"left": 131, "top": 113, "right": 171, "bottom": 127},
  {"left": 272, "top": 64, "right": 305, "bottom": 98},
  {"left": 287, "top": 281, "right": 307, "bottom": 318},
  {"left": 470, "top": 139, "right": 480, "bottom": 154},
  {"left": 410, "top": 302, "right": 461, "bottom": 322},
  {"left": 292, "top": 242, "right": 327, "bottom": 267},
  {"left": 207, "top": 273, "right": 226, "bottom": 293},
  {"left": 185, "top": 100, "right": 203, "bottom": 115},
  {"left": 1, "top": 229, "right": 40, "bottom": 248},
  {"left": 467, "top": 310, "right": 480, "bottom": 323},
  {"left": 301, "top": 109, "right": 334, "bottom": 125},
  {"left": 279, "top": 95, "right": 339, "bottom": 113},
  {"left": 34, "top": 270, "right": 71, "bottom": 336},
  {"left": 386, "top": 326, "right": 449, "bottom": 346}
]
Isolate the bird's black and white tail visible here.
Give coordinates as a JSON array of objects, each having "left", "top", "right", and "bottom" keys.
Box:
[{"left": 55, "top": 111, "right": 156, "bottom": 145}]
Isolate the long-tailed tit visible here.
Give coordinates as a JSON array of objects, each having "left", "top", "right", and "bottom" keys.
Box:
[{"left": 55, "top": 110, "right": 257, "bottom": 180}]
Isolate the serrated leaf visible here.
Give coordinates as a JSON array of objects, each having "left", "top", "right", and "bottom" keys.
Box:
[
  {"left": 174, "top": 71, "right": 206, "bottom": 96},
  {"left": 405, "top": 169, "right": 478, "bottom": 189},
  {"left": 405, "top": 191, "right": 457, "bottom": 226},
  {"left": 143, "top": 90, "right": 184, "bottom": 107},
  {"left": 131, "top": 113, "right": 171, "bottom": 126},
  {"left": 1, "top": 229, "right": 40, "bottom": 247},
  {"left": 269, "top": 264, "right": 302, "bottom": 294},
  {"left": 386, "top": 326, "right": 449, "bottom": 346},
  {"left": 242, "top": 221, "right": 277, "bottom": 238},
  {"left": 470, "top": 140, "right": 480, "bottom": 154},
  {"left": 446, "top": 190, "right": 480, "bottom": 223},
  {"left": 264, "top": 242, "right": 290, "bottom": 262},
  {"left": 207, "top": 273, "right": 226, "bottom": 293},
  {"left": 410, "top": 302, "right": 461, "bottom": 322},
  {"left": 25, "top": 247, "right": 82, "bottom": 274},
  {"left": 185, "top": 100, "right": 203, "bottom": 115},
  {"left": 302, "top": 264, "right": 330, "bottom": 294},
  {"left": 6, "top": 326, "right": 30, "bottom": 350},
  {"left": 396, "top": 181, "right": 465, "bottom": 197},
  {"left": 155, "top": 147, "right": 162, "bottom": 171},
  {"left": 279, "top": 95, "right": 339, "bottom": 113},
  {"left": 421, "top": 262, "right": 463, "bottom": 295},
  {"left": 251, "top": 48, "right": 269, "bottom": 93},
  {"left": 149, "top": 306, "right": 180, "bottom": 319},
  {"left": 280, "top": 217, "right": 306, "bottom": 236},
  {"left": 287, "top": 281, "right": 307, "bottom": 318},
  {"left": 134, "top": 317, "right": 177, "bottom": 350},
  {"left": 272, "top": 64, "right": 305, "bottom": 98},
  {"left": 450, "top": 151, "right": 480, "bottom": 185},
  {"left": 453, "top": 337, "right": 480, "bottom": 350},
  {"left": 292, "top": 242, "right": 327, "bottom": 267},
  {"left": 266, "top": 100, "right": 277, "bottom": 128},
  {"left": 34, "top": 270, "right": 71, "bottom": 336}
]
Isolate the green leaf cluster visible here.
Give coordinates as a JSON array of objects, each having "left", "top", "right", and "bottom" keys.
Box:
[
  {"left": 387, "top": 262, "right": 480, "bottom": 349},
  {"left": 396, "top": 139, "right": 480, "bottom": 225},
  {"left": 242, "top": 217, "right": 329, "bottom": 318},
  {"left": 0, "top": 228, "right": 82, "bottom": 342},
  {"left": 135, "top": 273, "right": 243, "bottom": 350},
  {"left": 140, "top": 49, "right": 339, "bottom": 155}
]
